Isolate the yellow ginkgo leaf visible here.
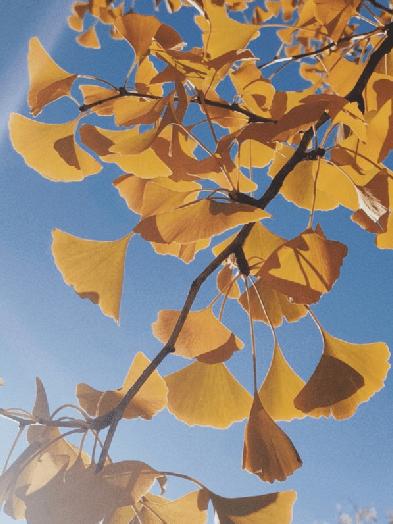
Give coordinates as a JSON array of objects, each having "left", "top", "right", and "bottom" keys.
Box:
[
  {"left": 259, "top": 343, "right": 329, "bottom": 421},
  {"left": 79, "top": 124, "right": 172, "bottom": 178},
  {"left": 51, "top": 230, "right": 133, "bottom": 323},
  {"left": 239, "top": 279, "right": 307, "bottom": 327},
  {"left": 150, "top": 237, "right": 211, "bottom": 264},
  {"left": 79, "top": 84, "right": 119, "bottom": 116},
  {"left": 76, "top": 25, "right": 100, "bottom": 48},
  {"left": 77, "top": 352, "right": 168, "bottom": 419},
  {"left": 257, "top": 225, "right": 348, "bottom": 304},
  {"left": 164, "top": 361, "right": 252, "bottom": 428},
  {"left": 294, "top": 323, "right": 390, "bottom": 419},
  {"left": 213, "top": 221, "right": 286, "bottom": 275},
  {"left": 196, "top": 1, "right": 260, "bottom": 59},
  {"left": 9, "top": 114, "right": 102, "bottom": 182},
  {"left": 139, "top": 491, "right": 209, "bottom": 524},
  {"left": 243, "top": 394, "right": 302, "bottom": 483},
  {"left": 152, "top": 307, "right": 243, "bottom": 359},
  {"left": 216, "top": 265, "right": 241, "bottom": 299},
  {"left": 28, "top": 37, "right": 77, "bottom": 116},
  {"left": 114, "top": 13, "right": 183, "bottom": 62},
  {"left": 113, "top": 94, "right": 170, "bottom": 127},
  {"left": 313, "top": 0, "right": 361, "bottom": 42},
  {"left": 136, "top": 199, "right": 270, "bottom": 245},
  {"left": 209, "top": 490, "right": 297, "bottom": 524}
]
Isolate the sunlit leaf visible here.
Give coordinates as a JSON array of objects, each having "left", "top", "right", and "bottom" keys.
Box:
[
  {"left": 9, "top": 114, "right": 102, "bottom": 182},
  {"left": 294, "top": 321, "right": 390, "bottom": 419},
  {"left": 313, "top": 0, "right": 361, "bottom": 42},
  {"left": 136, "top": 200, "right": 269, "bottom": 244},
  {"left": 259, "top": 343, "right": 329, "bottom": 421},
  {"left": 210, "top": 489, "right": 297, "bottom": 524},
  {"left": 18, "top": 459, "right": 165, "bottom": 524},
  {"left": 165, "top": 361, "right": 252, "bottom": 428},
  {"left": 77, "top": 352, "right": 168, "bottom": 419},
  {"left": 152, "top": 307, "right": 243, "bottom": 359},
  {"left": 77, "top": 26, "right": 100, "bottom": 48},
  {"left": 239, "top": 279, "right": 307, "bottom": 327},
  {"left": 138, "top": 490, "right": 209, "bottom": 524},
  {"left": 195, "top": 1, "right": 260, "bottom": 59},
  {"left": 257, "top": 225, "right": 348, "bottom": 304},
  {"left": 28, "top": 37, "right": 77, "bottom": 116},
  {"left": 243, "top": 394, "right": 302, "bottom": 483},
  {"left": 79, "top": 84, "right": 119, "bottom": 116},
  {"left": 217, "top": 264, "right": 241, "bottom": 299},
  {"left": 79, "top": 124, "right": 172, "bottom": 178},
  {"left": 52, "top": 230, "right": 133, "bottom": 323}
]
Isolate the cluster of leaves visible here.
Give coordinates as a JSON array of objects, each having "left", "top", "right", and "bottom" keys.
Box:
[{"left": 2, "top": 0, "right": 393, "bottom": 522}]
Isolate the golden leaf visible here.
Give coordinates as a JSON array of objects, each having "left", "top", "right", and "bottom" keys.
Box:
[
  {"left": 113, "top": 94, "right": 170, "bottom": 127},
  {"left": 216, "top": 265, "right": 241, "bottom": 299},
  {"left": 152, "top": 307, "right": 243, "bottom": 359},
  {"left": 210, "top": 489, "right": 297, "bottom": 524},
  {"left": 313, "top": 0, "right": 361, "bottom": 42},
  {"left": 195, "top": 1, "right": 260, "bottom": 59},
  {"left": 79, "top": 124, "right": 172, "bottom": 178},
  {"left": 294, "top": 322, "right": 390, "bottom": 419},
  {"left": 79, "top": 84, "right": 119, "bottom": 116},
  {"left": 165, "top": 361, "right": 252, "bottom": 428},
  {"left": 243, "top": 394, "right": 302, "bottom": 483},
  {"left": 257, "top": 225, "right": 348, "bottom": 304},
  {"left": 28, "top": 38, "right": 77, "bottom": 116},
  {"left": 239, "top": 279, "right": 307, "bottom": 327},
  {"left": 77, "top": 352, "right": 168, "bottom": 419},
  {"left": 136, "top": 200, "right": 269, "bottom": 244},
  {"left": 9, "top": 115, "right": 101, "bottom": 182},
  {"left": 76, "top": 26, "right": 100, "bottom": 48},
  {"left": 259, "top": 343, "right": 329, "bottom": 421},
  {"left": 138, "top": 491, "right": 209, "bottom": 524},
  {"left": 51, "top": 230, "right": 133, "bottom": 323}
]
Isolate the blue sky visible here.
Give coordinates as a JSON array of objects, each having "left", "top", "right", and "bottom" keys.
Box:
[{"left": 1, "top": 1, "right": 392, "bottom": 523}]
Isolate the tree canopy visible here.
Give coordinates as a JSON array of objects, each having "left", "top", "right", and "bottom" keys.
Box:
[{"left": 1, "top": 0, "right": 392, "bottom": 523}]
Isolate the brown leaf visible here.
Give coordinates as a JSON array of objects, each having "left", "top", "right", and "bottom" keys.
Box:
[{"left": 243, "top": 394, "right": 302, "bottom": 483}]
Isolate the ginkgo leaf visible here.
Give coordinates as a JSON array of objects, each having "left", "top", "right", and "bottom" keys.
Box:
[
  {"left": 313, "top": 0, "right": 361, "bottom": 42},
  {"left": 112, "top": 94, "right": 170, "bottom": 127},
  {"left": 217, "top": 264, "right": 241, "bottom": 299},
  {"left": 239, "top": 279, "right": 307, "bottom": 327},
  {"left": 152, "top": 307, "right": 243, "bottom": 359},
  {"left": 9, "top": 114, "right": 102, "bottom": 182},
  {"left": 294, "top": 321, "right": 390, "bottom": 419},
  {"left": 213, "top": 221, "right": 286, "bottom": 275},
  {"left": 138, "top": 491, "right": 209, "bottom": 524},
  {"left": 51, "top": 230, "right": 133, "bottom": 323},
  {"left": 28, "top": 37, "right": 77, "bottom": 116},
  {"left": 136, "top": 199, "right": 269, "bottom": 244},
  {"left": 351, "top": 170, "right": 389, "bottom": 233},
  {"left": 164, "top": 361, "right": 252, "bottom": 428},
  {"left": 79, "top": 124, "right": 172, "bottom": 178},
  {"left": 77, "top": 352, "right": 168, "bottom": 419},
  {"left": 195, "top": 1, "right": 260, "bottom": 59},
  {"left": 77, "top": 26, "right": 100, "bottom": 48},
  {"left": 18, "top": 459, "right": 165, "bottom": 524},
  {"left": 243, "top": 394, "right": 302, "bottom": 483},
  {"left": 257, "top": 225, "right": 348, "bottom": 304},
  {"left": 210, "top": 489, "right": 297, "bottom": 524},
  {"left": 114, "top": 13, "right": 183, "bottom": 62},
  {"left": 259, "top": 343, "right": 329, "bottom": 421},
  {"left": 150, "top": 237, "right": 211, "bottom": 263},
  {"left": 79, "top": 84, "right": 119, "bottom": 116}
]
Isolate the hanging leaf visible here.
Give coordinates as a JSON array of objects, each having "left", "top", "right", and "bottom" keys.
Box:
[
  {"left": 294, "top": 320, "right": 390, "bottom": 419},
  {"left": 28, "top": 37, "right": 77, "bottom": 116},
  {"left": 9, "top": 115, "right": 102, "bottom": 182},
  {"left": 52, "top": 230, "right": 133, "bottom": 323},
  {"left": 210, "top": 489, "right": 297, "bottom": 524},
  {"left": 152, "top": 307, "right": 243, "bottom": 359},
  {"left": 77, "top": 26, "right": 100, "bottom": 48},
  {"left": 136, "top": 199, "right": 269, "bottom": 244},
  {"left": 165, "top": 361, "right": 252, "bottom": 428},
  {"left": 138, "top": 490, "right": 209, "bottom": 524},
  {"left": 257, "top": 225, "right": 348, "bottom": 304},
  {"left": 77, "top": 352, "right": 168, "bottom": 419},
  {"left": 259, "top": 342, "right": 329, "bottom": 421},
  {"left": 243, "top": 394, "right": 302, "bottom": 483}
]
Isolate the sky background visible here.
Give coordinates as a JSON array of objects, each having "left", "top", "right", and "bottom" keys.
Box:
[{"left": 0, "top": 1, "right": 392, "bottom": 523}]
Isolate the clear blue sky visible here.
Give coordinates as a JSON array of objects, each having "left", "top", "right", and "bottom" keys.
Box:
[{"left": 0, "top": 1, "right": 392, "bottom": 523}]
